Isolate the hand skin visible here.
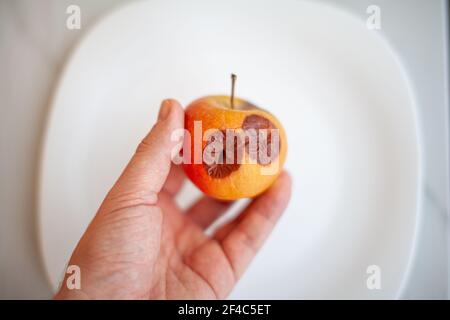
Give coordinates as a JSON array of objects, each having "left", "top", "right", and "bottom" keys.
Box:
[{"left": 55, "top": 99, "right": 292, "bottom": 300}]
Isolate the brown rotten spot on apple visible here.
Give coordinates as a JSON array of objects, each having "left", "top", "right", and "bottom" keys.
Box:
[
  {"left": 203, "top": 130, "right": 243, "bottom": 179},
  {"left": 242, "top": 114, "right": 281, "bottom": 165},
  {"left": 203, "top": 114, "right": 281, "bottom": 178}
]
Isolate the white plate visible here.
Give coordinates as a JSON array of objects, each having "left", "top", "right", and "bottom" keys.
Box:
[{"left": 38, "top": 0, "right": 420, "bottom": 299}]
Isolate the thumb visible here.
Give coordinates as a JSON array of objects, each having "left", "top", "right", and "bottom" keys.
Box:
[{"left": 102, "top": 99, "right": 184, "bottom": 213}]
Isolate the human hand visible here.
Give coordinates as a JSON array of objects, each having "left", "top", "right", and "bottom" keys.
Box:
[{"left": 55, "top": 99, "right": 291, "bottom": 299}]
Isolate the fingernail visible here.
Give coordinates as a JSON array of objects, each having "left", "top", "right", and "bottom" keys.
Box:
[{"left": 158, "top": 99, "right": 172, "bottom": 121}]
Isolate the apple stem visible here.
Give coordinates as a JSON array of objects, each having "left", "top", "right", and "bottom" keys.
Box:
[{"left": 230, "top": 73, "right": 236, "bottom": 109}]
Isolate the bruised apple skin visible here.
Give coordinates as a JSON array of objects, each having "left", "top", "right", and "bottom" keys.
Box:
[{"left": 183, "top": 95, "right": 287, "bottom": 200}]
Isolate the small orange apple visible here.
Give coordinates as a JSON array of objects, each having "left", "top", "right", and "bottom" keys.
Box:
[{"left": 183, "top": 75, "right": 287, "bottom": 200}]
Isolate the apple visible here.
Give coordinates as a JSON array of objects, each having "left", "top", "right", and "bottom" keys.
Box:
[{"left": 182, "top": 74, "right": 287, "bottom": 200}]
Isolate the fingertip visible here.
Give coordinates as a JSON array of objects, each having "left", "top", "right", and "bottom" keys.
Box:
[
  {"left": 274, "top": 171, "right": 292, "bottom": 194},
  {"left": 159, "top": 98, "right": 183, "bottom": 120},
  {"left": 158, "top": 99, "right": 171, "bottom": 120},
  {"left": 251, "top": 170, "right": 292, "bottom": 220},
  {"left": 163, "top": 98, "right": 183, "bottom": 109},
  {"left": 262, "top": 170, "right": 292, "bottom": 200}
]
